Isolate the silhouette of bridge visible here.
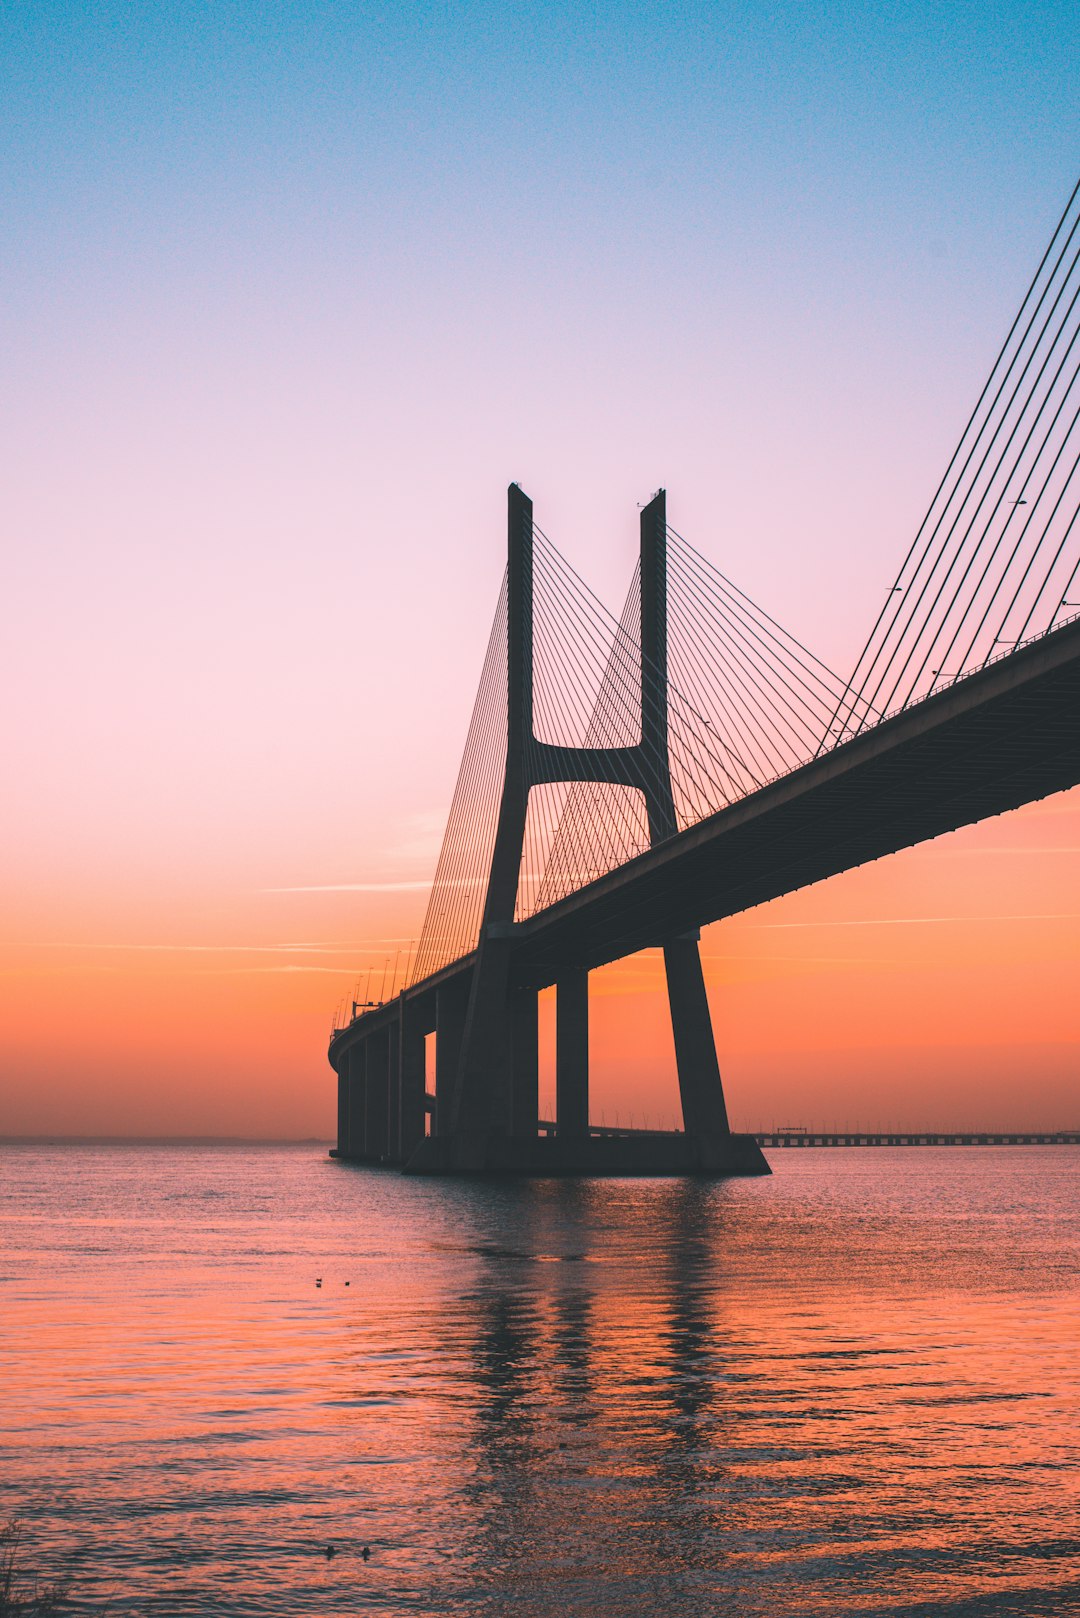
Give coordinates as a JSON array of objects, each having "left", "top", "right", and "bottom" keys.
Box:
[{"left": 329, "top": 178, "right": 1080, "bottom": 1177}]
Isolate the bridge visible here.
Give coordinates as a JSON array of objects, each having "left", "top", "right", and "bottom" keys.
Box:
[{"left": 329, "top": 178, "right": 1080, "bottom": 1177}]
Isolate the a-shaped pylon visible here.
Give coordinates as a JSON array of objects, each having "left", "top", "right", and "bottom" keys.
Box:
[{"left": 429, "top": 484, "right": 739, "bottom": 1168}]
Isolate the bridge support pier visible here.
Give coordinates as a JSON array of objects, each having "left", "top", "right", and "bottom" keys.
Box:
[
  {"left": 345, "top": 1043, "right": 367, "bottom": 1159},
  {"left": 509, "top": 987, "right": 539, "bottom": 1140},
  {"left": 332, "top": 998, "right": 431, "bottom": 1166},
  {"left": 337, "top": 1056, "right": 349, "bottom": 1159},
  {"left": 399, "top": 1008, "right": 427, "bottom": 1162},
  {"left": 556, "top": 971, "right": 589, "bottom": 1139},
  {"left": 366, "top": 1027, "right": 390, "bottom": 1160},
  {"left": 663, "top": 934, "right": 729, "bottom": 1137},
  {"left": 435, "top": 980, "right": 468, "bottom": 1139},
  {"left": 386, "top": 1022, "right": 400, "bottom": 1161}
]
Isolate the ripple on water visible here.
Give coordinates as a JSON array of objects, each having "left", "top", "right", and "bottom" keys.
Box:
[{"left": 1, "top": 1143, "right": 1079, "bottom": 1615}]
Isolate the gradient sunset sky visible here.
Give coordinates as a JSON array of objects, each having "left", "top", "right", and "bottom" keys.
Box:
[{"left": 2, "top": 1, "right": 1078, "bottom": 1136}]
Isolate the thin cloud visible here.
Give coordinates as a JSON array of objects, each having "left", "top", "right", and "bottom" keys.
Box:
[
  {"left": 0, "top": 942, "right": 357, "bottom": 955},
  {"left": 263, "top": 880, "right": 434, "bottom": 893},
  {"left": 698, "top": 952, "right": 904, "bottom": 964},
  {"left": 923, "top": 846, "right": 1080, "bottom": 855},
  {"left": 211, "top": 964, "right": 357, "bottom": 975}
]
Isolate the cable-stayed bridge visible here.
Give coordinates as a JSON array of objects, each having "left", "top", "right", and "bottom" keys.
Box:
[{"left": 330, "top": 179, "right": 1080, "bottom": 1176}]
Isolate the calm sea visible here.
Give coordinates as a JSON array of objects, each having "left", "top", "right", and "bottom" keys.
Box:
[{"left": 1, "top": 1144, "right": 1078, "bottom": 1616}]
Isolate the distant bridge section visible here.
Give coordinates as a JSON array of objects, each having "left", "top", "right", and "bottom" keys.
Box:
[{"left": 756, "top": 1131, "right": 1080, "bottom": 1149}]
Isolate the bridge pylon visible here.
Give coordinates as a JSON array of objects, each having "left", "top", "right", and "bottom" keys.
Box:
[{"left": 405, "top": 485, "right": 768, "bottom": 1176}]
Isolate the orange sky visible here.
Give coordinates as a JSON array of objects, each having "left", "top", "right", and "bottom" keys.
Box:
[{"left": 3, "top": 786, "right": 1077, "bottom": 1137}]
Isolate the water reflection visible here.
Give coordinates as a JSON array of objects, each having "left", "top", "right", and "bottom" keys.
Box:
[
  {"left": 3, "top": 1148, "right": 1079, "bottom": 1616},
  {"left": 371, "top": 1173, "right": 1080, "bottom": 1616}
]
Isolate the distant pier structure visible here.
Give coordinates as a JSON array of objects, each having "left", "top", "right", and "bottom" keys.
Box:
[{"left": 755, "top": 1130, "right": 1080, "bottom": 1149}]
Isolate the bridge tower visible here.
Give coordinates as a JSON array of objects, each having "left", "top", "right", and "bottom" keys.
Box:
[{"left": 406, "top": 485, "right": 767, "bottom": 1175}]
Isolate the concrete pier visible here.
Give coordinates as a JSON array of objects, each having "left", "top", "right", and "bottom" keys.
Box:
[
  {"left": 509, "top": 988, "right": 539, "bottom": 1141},
  {"left": 556, "top": 971, "right": 589, "bottom": 1140}
]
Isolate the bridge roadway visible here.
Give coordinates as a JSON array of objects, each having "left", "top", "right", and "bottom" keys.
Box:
[{"left": 330, "top": 610, "right": 1080, "bottom": 1069}]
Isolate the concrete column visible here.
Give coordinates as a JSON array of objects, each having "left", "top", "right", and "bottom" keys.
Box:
[
  {"left": 451, "top": 935, "right": 515, "bottom": 1137},
  {"left": 639, "top": 489, "right": 677, "bottom": 845},
  {"left": 366, "top": 1027, "right": 390, "bottom": 1160},
  {"left": 337, "top": 1057, "right": 349, "bottom": 1155},
  {"left": 450, "top": 487, "right": 534, "bottom": 1142},
  {"left": 663, "top": 935, "right": 730, "bottom": 1136},
  {"left": 387, "top": 1020, "right": 401, "bottom": 1163},
  {"left": 509, "top": 986, "right": 539, "bottom": 1140},
  {"left": 399, "top": 1008, "right": 427, "bottom": 1162},
  {"left": 556, "top": 970, "right": 589, "bottom": 1139},
  {"left": 435, "top": 982, "right": 467, "bottom": 1137},
  {"left": 347, "top": 1042, "right": 368, "bottom": 1159}
]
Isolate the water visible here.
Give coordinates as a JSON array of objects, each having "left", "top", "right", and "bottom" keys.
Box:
[{"left": 1, "top": 1144, "right": 1078, "bottom": 1616}]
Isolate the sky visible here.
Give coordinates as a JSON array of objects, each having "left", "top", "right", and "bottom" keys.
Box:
[{"left": 1, "top": 0, "right": 1078, "bottom": 1136}]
